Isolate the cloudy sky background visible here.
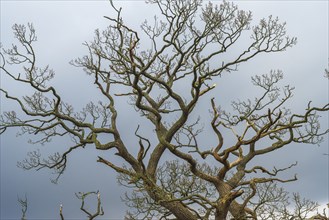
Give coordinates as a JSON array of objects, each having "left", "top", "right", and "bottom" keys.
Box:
[{"left": 1, "top": 0, "right": 328, "bottom": 219}]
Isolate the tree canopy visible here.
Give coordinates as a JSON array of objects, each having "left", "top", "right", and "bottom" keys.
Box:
[{"left": 1, "top": 0, "right": 328, "bottom": 219}]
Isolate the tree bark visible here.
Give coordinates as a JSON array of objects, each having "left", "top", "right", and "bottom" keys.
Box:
[
  {"left": 161, "top": 201, "right": 198, "bottom": 220},
  {"left": 144, "top": 180, "right": 198, "bottom": 220},
  {"left": 215, "top": 181, "right": 247, "bottom": 220}
]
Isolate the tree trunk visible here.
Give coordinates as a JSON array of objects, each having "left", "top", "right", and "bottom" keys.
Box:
[
  {"left": 229, "top": 201, "right": 248, "bottom": 220},
  {"left": 215, "top": 206, "right": 230, "bottom": 220},
  {"left": 144, "top": 180, "right": 198, "bottom": 220},
  {"left": 161, "top": 201, "right": 198, "bottom": 220},
  {"left": 215, "top": 182, "right": 247, "bottom": 220}
]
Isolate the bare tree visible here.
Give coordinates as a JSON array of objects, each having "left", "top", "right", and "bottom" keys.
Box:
[
  {"left": 18, "top": 195, "right": 28, "bottom": 220},
  {"left": 1, "top": 0, "right": 328, "bottom": 219},
  {"left": 18, "top": 191, "right": 104, "bottom": 220},
  {"left": 74, "top": 191, "right": 104, "bottom": 220}
]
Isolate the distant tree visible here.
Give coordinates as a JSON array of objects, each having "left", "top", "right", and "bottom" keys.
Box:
[
  {"left": 73, "top": 191, "right": 104, "bottom": 220},
  {"left": 18, "top": 191, "right": 104, "bottom": 220},
  {"left": 18, "top": 195, "right": 27, "bottom": 220},
  {"left": 325, "top": 60, "right": 329, "bottom": 78},
  {"left": 1, "top": 0, "right": 328, "bottom": 219}
]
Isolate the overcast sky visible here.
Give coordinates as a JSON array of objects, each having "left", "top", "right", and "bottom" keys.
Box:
[{"left": 0, "top": 0, "right": 328, "bottom": 219}]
